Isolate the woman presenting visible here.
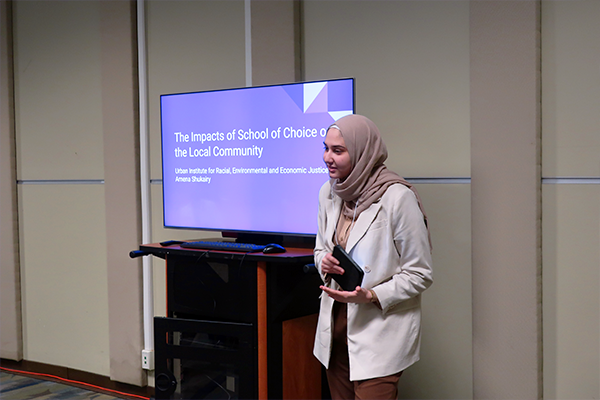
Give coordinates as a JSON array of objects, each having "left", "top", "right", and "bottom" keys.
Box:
[{"left": 313, "top": 114, "right": 433, "bottom": 399}]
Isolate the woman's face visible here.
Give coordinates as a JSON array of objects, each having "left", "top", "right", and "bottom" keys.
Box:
[{"left": 323, "top": 128, "right": 352, "bottom": 180}]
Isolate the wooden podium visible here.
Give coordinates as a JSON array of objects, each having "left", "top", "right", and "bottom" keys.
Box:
[{"left": 139, "top": 243, "right": 323, "bottom": 400}]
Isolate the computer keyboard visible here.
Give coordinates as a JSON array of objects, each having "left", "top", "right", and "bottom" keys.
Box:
[{"left": 180, "top": 240, "right": 266, "bottom": 252}]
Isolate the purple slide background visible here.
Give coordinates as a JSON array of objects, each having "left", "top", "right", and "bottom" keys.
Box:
[{"left": 161, "top": 78, "right": 354, "bottom": 236}]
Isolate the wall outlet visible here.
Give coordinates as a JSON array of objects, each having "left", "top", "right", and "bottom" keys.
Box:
[{"left": 142, "top": 349, "right": 154, "bottom": 370}]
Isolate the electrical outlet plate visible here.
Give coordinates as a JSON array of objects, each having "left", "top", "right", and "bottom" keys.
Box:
[{"left": 142, "top": 349, "right": 154, "bottom": 370}]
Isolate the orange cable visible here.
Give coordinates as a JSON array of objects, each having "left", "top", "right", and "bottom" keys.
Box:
[{"left": 0, "top": 366, "right": 150, "bottom": 400}]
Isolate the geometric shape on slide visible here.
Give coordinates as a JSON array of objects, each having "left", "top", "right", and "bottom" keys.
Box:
[
  {"left": 304, "top": 81, "right": 327, "bottom": 112},
  {"left": 283, "top": 84, "right": 304, "bottom": 112},
  {"left": 306, "top": 84, "right": 328, "bottom": 114}
]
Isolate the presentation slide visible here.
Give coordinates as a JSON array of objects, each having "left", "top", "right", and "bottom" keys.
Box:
[{"left": 161, "top": 78, "right": 354, "bottom": 236}]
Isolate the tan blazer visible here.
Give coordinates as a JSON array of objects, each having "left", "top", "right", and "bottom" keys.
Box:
[{"left": 313, "top": 181, "right": 433, "bottom": 381}]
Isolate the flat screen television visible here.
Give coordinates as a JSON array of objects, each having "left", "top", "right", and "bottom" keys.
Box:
[{"left": 160, "top": 77, "right": 355, "bottom": 242}]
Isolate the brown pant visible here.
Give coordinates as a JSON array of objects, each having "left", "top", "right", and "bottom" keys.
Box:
[{"left": 326, "top": 302, "right": 403, "bottom": 400}]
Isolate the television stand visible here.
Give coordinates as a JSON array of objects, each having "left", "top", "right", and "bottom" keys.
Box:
[{"left": 138, "top": 243, "right": 322, "bottom": 400}]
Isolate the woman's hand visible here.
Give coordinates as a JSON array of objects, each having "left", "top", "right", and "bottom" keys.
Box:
[
  {"left": 320, "top": 285, "right": 373, "bottom": 304},
  {"left": 320, "top": 252, "right": 345, "bottom": 275}
]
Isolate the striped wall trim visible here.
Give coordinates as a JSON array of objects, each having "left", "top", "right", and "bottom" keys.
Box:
[
  {"left": 406, "top": 177, "right": 471, "bottom": 184},
  {"left": 542, "top": 177, "right": 600, "bottom": 184}
]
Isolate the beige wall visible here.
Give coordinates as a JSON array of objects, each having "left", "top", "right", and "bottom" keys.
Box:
[
  {"left": 0, "top": 0, "right": 22, "bottom": 362},
  {"left": 470, "top": 2, "right": 541, "bottom": 398},
  {"left": 13, "top": 1, "right": 104, "bottom": 180},
  {"left": 542, "top": 0, "right": 600, "bottom": 178},
  {"left": 1, "top": 0, "right": 599, "bottom": 398},
  {"left": 18, "top": 184, "right": 110, "bottom": 373},
  {"left": 542, "top": 184, "right": 600, "bottom": 399},
  {"left": 11, "top": 1, "right": 109, "bottom": 376},
  {"left": 100, "top": 1, "right": 145, "bottom": 386},
  {"left": 541, "top": 1, "right": 600, "bottom": 399},
  {"left": 303, "top": 0, "right": 470, "bottom": 178},
  {"left": 404, "top": 183, "right": 472, "bottom": 399},
  {"left": 6, "top": 0, "right": 144, "bottom": 386}
]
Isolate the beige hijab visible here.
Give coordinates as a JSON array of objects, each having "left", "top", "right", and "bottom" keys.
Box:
[{"left": 328, "top": 114, "right": 431, "bottom": 247}]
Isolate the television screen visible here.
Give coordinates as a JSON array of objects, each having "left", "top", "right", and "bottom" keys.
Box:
[{"left": 160, "top": 78, "right": 355, "bottom": 237}]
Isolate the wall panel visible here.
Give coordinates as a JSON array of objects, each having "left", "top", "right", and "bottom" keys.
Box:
[
  {"left": 0, "top": 0, "right": 23, "bottom": 362},
  {"left": 399, "top": 184, "right": 472, "bottom": 399},
  {"left": 470, "top": 2, "right": 541, "bottom": 397},
  {"left": 99, "top": 0, "right": 144, "bottom": 385},
  {"left": 542, "top": 184, "right": 600, "bottom": 399},
  {"left": 13, "top": 1, "right": 104, "bottom": 180},
  {"left": 12, "top": 0, "right": 112, "bottom": 377},
  {"left": 541, "top": 2, "right": 600, "bottom": 398},
  {"left": 18, "top": 184, "right": 109, "bottom": 376},
  {"left": 541, "top": 0, "right": 600, "bottom": 178},
  {"left": 303, "top": 0, "right": 470, "bottom": 178}
]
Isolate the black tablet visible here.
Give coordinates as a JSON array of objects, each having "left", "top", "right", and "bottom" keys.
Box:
[{"left": 331, "top": 245, "right": 365, "bottom": 291}]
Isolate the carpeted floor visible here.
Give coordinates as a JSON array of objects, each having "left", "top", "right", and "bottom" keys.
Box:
[{"left": 0, "top": 371, "right": 130, "bottom": 400}]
